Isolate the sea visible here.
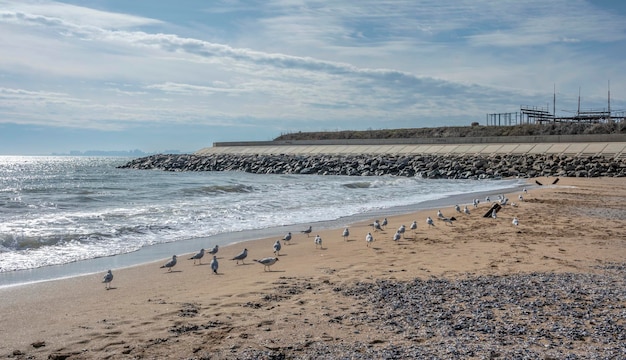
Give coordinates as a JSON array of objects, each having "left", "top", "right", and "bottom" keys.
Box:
[{"left": 0, "top": 156, "right": 526, "bottom": 288}]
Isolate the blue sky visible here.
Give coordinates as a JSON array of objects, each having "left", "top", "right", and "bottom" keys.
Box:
[{"left": 1, "top": 0, "right": 625, "bottom": 155}]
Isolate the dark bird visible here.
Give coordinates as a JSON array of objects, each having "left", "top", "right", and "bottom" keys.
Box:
[
  {"left": 301, "top": 226, "right": 312, "bottom": 237},
  {"left": 189, "top": 248, "right": 205, "bottom": 264},
  {"left": 231, "top": 248, "right": 248, "bottom": 264},
  {"left": 160, "top": 255, "right": 177, "bottom": 272}
]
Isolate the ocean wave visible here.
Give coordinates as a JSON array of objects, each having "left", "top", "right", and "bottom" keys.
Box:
[
  {"left": 342, "top": 182, "right": 371, "bottom": 189},
  {"left": 182, "top": 184, "right": 255, "bottom": 195}
]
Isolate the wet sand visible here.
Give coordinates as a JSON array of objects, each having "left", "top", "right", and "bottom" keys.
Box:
[{"left": 1, "top": 177, "right": 625, "bottom": 359}]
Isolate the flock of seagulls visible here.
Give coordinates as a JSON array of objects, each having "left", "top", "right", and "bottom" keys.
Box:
[{"left": 102, "top": 187, "right": 530, "bottom": 289}]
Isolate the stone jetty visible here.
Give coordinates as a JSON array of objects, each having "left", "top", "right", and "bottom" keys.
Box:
[{"left": 118, "top": 152, "right": 626, "bottom": 179}]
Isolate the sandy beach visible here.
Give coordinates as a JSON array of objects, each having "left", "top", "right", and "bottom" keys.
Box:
[{"left": 1, "top": 177, "right": 625, "bottom": 359}]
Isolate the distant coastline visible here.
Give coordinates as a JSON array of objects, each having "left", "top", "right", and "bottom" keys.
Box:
[{"left": 50, "top": 149, "right": 182, "bottom": 156}]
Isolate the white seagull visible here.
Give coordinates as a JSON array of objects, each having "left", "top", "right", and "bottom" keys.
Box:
[
  {"left": 210, "top": 255, "right": 219, "bottom": 274},
  {"left": 393, "top": 231, "right": 401, "bottom": 242},
  {"left": 283, "top": 232, "right": 292, "bottom": 245},
  {"left": 518, "top": 194, "right": 524, "bottom": 201},
  {"left": 485, "top": 196, "right": 491, "bottom": 202},
  {"left": 231, "top": 248, "right": 248, "bottom": 264},
  {"left": 381, "top": 218, "right": 388, "bottom": 229},
  {"left": 464, "top": 206, "right": 470, "bottom": 215},
  {"left": 426, "top": 216, "right": 435, "bottom": 227},
  {"left": 342, "top": 227, "right": 350, "bottom": 241},
  {"left": 492, "top": 210, "right": 498, "bottom": 219},
  {"left": 102, "top": 270, "right": 113, "bottom": 289},
  {"left": 255, "top": 257, "right": 279, "bottom": 271},
  {"left": 189, "top": 248, "right": 205, "bottom": 265},
  {"left": 410, "top": 220, "right": 417, "bottom": 233},
  {"left": 207, "top": 245, "right": 219, "bottom": 256},
  {"left": 437, "top": 210, "right": 444, "bottom": 219},
  {"left": 455, "top": 204, "right": 461, "bottom": 213},
  {"left": 160, "top": 255, "right": 177, "bottom": 272},
  {"left": 301, "top": 226, "right": 312, "bottom": 237},
  {"left": 512, "top": 217, "right": 519, "bottom": 226},
  {"left": 273, "top": 240, "right": 282, "bottom": 256},
  {"left": 473, "top": 198, "right": 479, "bottom": 208},
  {"left": 314, "top": 234, "right": 323, "bottom": 249},
  {"left": 366, "top": 232, "right": 374, "bottom": 247}
]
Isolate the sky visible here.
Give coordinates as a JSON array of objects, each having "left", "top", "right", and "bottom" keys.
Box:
[{"left": 1, "top": 0, "right": 625, "bottom": 155}]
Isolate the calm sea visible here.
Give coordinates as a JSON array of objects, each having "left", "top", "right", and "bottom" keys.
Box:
[{"left": 0, "top": 156, "right": 525, "bottom": 286}]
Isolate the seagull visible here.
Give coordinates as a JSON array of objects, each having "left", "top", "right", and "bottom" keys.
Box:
[
  {"left": 283, "top": 232, "right": 292, "bottom": 245},
  {"left": 492, "top": 210, "right": 498, "bottom": 219},
  {"left": 189, "top": 248, "right": 205, "bottom": 265},
  {"left": 518, "top": 194, "right": 524, "bottom": 201},
  {"left": 381, "top": 218, "right": 388, "bottom": 229},
  {"left": 231, "top": 248, "right": 248, "bottom": 264},
  {"left": 301, "top": 226, "right": 312, "bottom": 237},
  {"left": 455, "top": 204, "right": 461, "bottom": 213},
  {"left": 442, "top": 216, "right": 456, "bottom": 226},
  {"left": 366, "top": 232, "right": 374, "bottom": 247},
  {"left": 371, "top": 220, "right": 382, "bottom": 232},
  {"left": 273, "top": 240, "right": 282, "bottom": 256},
  {"left": 426, "top": 216, "right": 435, "bottom": 227},
  {"left": 485, "top": 196, "right": 491, "bottom": 202},
  {"left": 160, "top": 255, "right": 177, "bottom": 272},
  {"left": 397, "top": 224, "right": 406, "bottom": 239},
  {"left": 102, "top": 270, "right": 113, "bottom": 289},
  {"left": 314, "top": 234, "right": 323, "bottom": 249},
  {"left": 523, "top": 188, "right": 527, "bottom": 193},
  {"left": 342, "top": 227, "right": 350, "bottom": 241},
  {"left": 512, "top": 217, "right": 519, "bottom": 226},
  {"left": 473, "top": 198, "right": 479, "bottom": 208},
  {"left": 437, "top": 210, "right": 444, "bottom": 219},
  {"left": 254, "top": 257, "right": 279, "bottom": 271},
  {"left": 393, "top": 231, "right": 401, "bottom": 242},
  {"left": 210, "top": 255, "right": 219, "bottom": 274},
  {"left": 500, "top": 198, "right": 509, "bottom": 206},
  {"left": 464, "top": 206, "right": 471, "bottom": 215},
  {"left": 410, "top": 220, "right": 417, "bottom": 233},
  {"left": 207, "top": 245, "right": 219, "bottom": 256}
]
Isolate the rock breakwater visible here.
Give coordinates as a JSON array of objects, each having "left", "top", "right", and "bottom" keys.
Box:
[{"left": 119, "top": 153, "right": 626, "bottom": 179}]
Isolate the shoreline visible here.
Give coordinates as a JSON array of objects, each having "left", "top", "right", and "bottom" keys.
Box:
[
  {"left": 1, "top": 176, "right": 624, "bottom": 358},
  {"left": 0, "top": 180, "right": 527, "bottom": 288}
]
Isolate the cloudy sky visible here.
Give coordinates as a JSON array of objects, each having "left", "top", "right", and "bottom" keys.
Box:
[{"left": 1, "top": 0, "right": 625, "bottom": 155}]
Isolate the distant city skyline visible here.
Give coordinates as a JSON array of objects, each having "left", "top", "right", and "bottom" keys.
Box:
[{"left": 1, "top": 0, "right": 625, "bottom": 155}]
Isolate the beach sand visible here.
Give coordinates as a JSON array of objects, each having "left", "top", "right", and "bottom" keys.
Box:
[{"left": 1, "top": 177, "right": 625, "bottom": 359}]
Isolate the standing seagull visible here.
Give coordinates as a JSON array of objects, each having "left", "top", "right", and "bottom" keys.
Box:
[
  {"left": 473, "top": 198, "right": 479, "bottom": 208},
  {"left": 342, "top": 227, "right": 350, "bottom": 241},
  {"left": 492, "top": 210, "right": 498, "bottom": 220},
  {"left": 397, "top": 224, "right": 406, "bottom": 239},
  {"left": 283, "top": 232, "right": 292, "bottom": 245},
  {"left": 210, "top": 255, "right": 219, "bottom": 274},
  {"left": 273, "top": 240, "right": 282, "bottom": 255},
  {"left": 314, "top": 234, "right": 323, "bottom": 249},
  {"left": 410, "top": 220, "right": 417, "bottom": 234},
  {"left": 455, "top": 204, "right": 461, "bottom": 213},
  {"left": 393, "top": 231, "right": 401, "bottom": 242},
  {"left": 189, "top": 248, "right": 205, "bottom": 265},
  {"left": 464, "top": 206, "right": 471, "bottom": 215},
  {"left": 371, "top": 220, "right": 382, "bottom": 232},
  {"left": 254, "top": 257, "right": 279, "bottom": 271},
  {"left": 102, "top": 270, "right": 113, "bottom": 290},
  {"left": 512, "top": 217, "right": 519, "bottom": 226},
  {"left": 426, "top": 216, "right": 435, "bottom": 228},
  {"left": 231, "top": 248, "right": 248, "bottom": 264},
  {"left": 160, "top": 255, "right": 177, "bottom": 272},
  {"left": 381, "top": 218, "right": 388, "bottom": 229},
  {"left": 207, "top": 245, "right": 219, "bottom": 256},
  {"left": 437, "top": 210, "right": 444, "bottom": 219},
  {"left": 366, "top": 232, "right": 374, "bottom": 247},
  {"left": 301, "top": 226, "right": 312, "bottom": 237}
]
